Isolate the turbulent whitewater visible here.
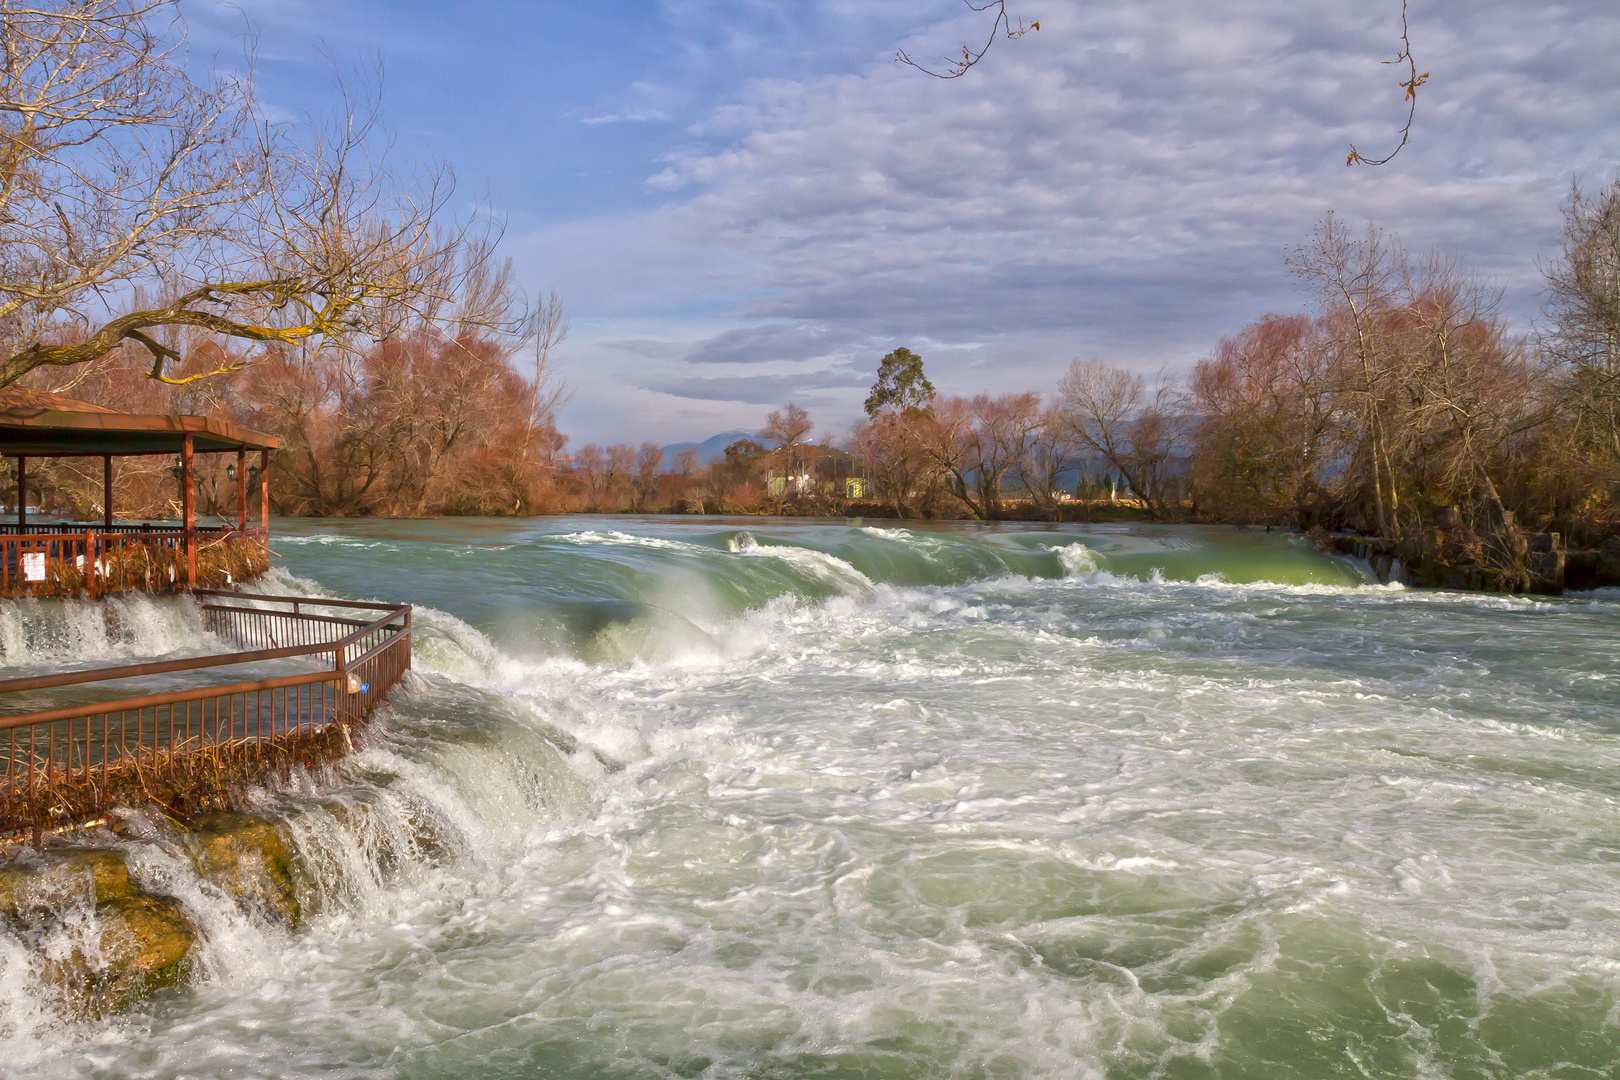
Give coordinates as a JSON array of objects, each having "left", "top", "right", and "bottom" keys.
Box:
[{"left": 2, "top": 517, "right": 1617, "bottom": 1078}]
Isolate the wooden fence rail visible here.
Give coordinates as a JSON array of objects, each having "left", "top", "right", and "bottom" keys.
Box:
[{"left": 0, "top": 590, "right": 411, "bottom": 841}]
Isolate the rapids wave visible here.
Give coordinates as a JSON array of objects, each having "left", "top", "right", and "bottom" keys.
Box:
[{"left": 3, "top": 518, "right": 1618, "bottom": 1078}]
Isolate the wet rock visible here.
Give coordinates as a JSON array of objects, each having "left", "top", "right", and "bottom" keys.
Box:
[
  {"left": 0, "top": 849, "right": 195, "bottom": 1017},
  {"left": 47, "top": 892, "right": 196, "bottom": 1016},
  {"left": 187, "top": 811, "right": 307, "bottom": 929},
  {"left": 1565, "top": 536, "right": 1620, "bottom": 591}
]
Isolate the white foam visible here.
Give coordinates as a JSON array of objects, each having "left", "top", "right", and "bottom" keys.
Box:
[
  {"left": 7, "top": 523, "right": 1620, "bottom": 1077},
  {"left": 0, "top": 592, "right": 215, "bottom": 671}
]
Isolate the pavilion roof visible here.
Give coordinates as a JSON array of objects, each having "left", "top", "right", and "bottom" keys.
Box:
[{"left": 0, "top": 386, "right": 277, "bottom": 457}]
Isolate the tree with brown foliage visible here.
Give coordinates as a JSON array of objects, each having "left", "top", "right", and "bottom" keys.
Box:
[
  {"left": 761, "top": 402, "right": 814, "bottom": 480},
  {"left": 1187, "top": 313, "right": 1339, "bottom": 526},
  {"left": 849, "top": 410, "right": 936, "bottom": 518},
  {"left": 0, "top": 1, "right": 506, "bottom": 389}
]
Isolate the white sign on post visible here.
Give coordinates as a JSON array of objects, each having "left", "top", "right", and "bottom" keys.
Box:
[{"left": 22, "top": 552, "right": 46, "bottom": 582}]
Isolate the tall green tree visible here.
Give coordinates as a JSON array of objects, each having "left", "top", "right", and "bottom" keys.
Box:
[{"left": 865, "top": 347, "right": 936, "bottom": 418}]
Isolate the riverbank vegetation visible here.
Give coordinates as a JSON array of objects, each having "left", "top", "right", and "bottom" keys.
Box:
[
  {"left": 16, "top": 184, "right": 1620, "bottom": 591},
  {"left": 541, "top": 190, "right": 1620, "bottom": 545}
]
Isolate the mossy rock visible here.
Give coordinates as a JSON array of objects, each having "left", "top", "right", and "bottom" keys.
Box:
[
  {"left": 187, "top": 810, "right": 308, "bottom": 929},
  {"left": 0, "top": 848, "right": 196, "bottom": 1018},
  {"left": 0, "top": 850, "right": 140, "bottom": 921},
  {"left": 42, "top": 892, "right": 195, "bottom": 1017}
]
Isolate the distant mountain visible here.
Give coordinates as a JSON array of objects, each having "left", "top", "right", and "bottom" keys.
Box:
[{"left": 661, "top": 430, "right": 756, "bottom": 466}]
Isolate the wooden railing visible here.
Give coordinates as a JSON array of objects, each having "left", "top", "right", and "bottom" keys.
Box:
[
  {"left": 0, "top": 526, "right": 267, "bottom": 598},
  {"left": 0, "top": 591, "right": 410, "bottom": 841}
]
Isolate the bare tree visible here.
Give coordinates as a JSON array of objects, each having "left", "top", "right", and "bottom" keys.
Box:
[
  {"left": 519, "top": 288, "right": 570, "bottom": 464},
  {"left": 922, "top": 395, "right": 981, "bottom": 516},
  {"left": 1289, "top": 216, "right": 1404, "bottom": 537},
  {"left": 761, "top": 402, "right": 814, "bottom": 477},
  {"left": 1055, "top": 360, "right": 1181, "bottom": 521},
  {"left": 1014, "top": 405, "right": 1082, "bottom": 517},
  {"left": 970, "top": 392, "right": 1041, "bottom": 518},
  {"left": 1542, "top": 180, "right": 1620, "bottom": 486},
  {"left": 0, "top": 1, "right": 504, "bottom": 388},
  {"left": 604, "top": 444, "right": 635, "bottom": 503},
  {"left": 572, "top": 444, "right": 606, "bottom": 495},
  {"left": 918, "top": 394, "right": 1039, "bottom": 519},
  {"left": 1391, "top": 253, "right": 1533, "bottom": 508},
  {"left": 631, "top": 442, "right": 663, "bottom": 510},
  {"left": 670, "top": 448, "right": 699, "bottom": 479}
]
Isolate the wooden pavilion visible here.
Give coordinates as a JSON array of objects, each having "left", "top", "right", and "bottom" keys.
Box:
[
  {"left": 0, "top": 387, "right": 276, "bottom": 597},
  {"left": 0, "top": 389, "right": 419, "bottom": 847}
]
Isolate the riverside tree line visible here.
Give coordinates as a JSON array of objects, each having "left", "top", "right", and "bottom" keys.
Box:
[
  {"left": 557, "top": 194, "right": 1620, "bottom": 563},
  {"left": 15, "top": 177, "right": 1620, "bottom": 566}
]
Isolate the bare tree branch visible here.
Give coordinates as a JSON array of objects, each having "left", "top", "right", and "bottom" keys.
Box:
[
  {"left": 1348, "top": 0, "right": 1429, "bottom": 167},
  {"left": 0, "top": 1, "right": 512, "bottom": 388},
  {"left": 896, "top": 1, "right": 1038, "bottom": 80}
]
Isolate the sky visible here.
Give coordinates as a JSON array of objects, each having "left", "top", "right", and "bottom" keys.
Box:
[{"left": 192, "top": 1, "right": 1620, "bottom": 447}]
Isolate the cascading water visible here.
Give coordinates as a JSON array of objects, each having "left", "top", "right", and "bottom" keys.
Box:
[{"left": 2, "top": 517, "right": 1617, "bottom": 1078}]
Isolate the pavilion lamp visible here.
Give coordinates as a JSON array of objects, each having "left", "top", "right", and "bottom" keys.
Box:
[{"left": 227, "top": 462, "right": 238, "bottom": 483}]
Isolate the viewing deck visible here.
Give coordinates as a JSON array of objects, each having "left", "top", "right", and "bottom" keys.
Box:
[
  {"left": 0, "top": 389, "right": 417, "bottom": 844},
  {"left": 0, "top": 591, "right": 412, "bottom": 842}
]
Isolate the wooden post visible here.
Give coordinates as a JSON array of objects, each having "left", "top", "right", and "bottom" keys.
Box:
[
  {"left": 85, "top": 529, "right": 96, "bottom": 598},
  {"left": 16, "top": 455, "right": 24, "bottom": 530},
  {"left": 103, "top": 455, "right": 113, "bottom": 529},
  {"left": 236, "top": 447, "right": 247, "bottom": 533},
  {"left": 182, "top": 433, "right": 196, "bottom": 589},
  {"left": 259, "top": 449, "right": 269, "bottom": 538}
]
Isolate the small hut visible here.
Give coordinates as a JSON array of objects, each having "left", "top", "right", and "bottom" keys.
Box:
[{"left": 0, "top": 387, "right": 276, "bottom": 597}]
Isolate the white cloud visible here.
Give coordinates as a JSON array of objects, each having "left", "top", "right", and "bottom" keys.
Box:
[{"left": 547, "top": 1, "right": 1620, "bottom": 442}]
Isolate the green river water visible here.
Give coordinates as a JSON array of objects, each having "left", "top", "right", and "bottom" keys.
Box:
[{"left": 1, "top": 516, "right": 1617, "bottom": 1079}]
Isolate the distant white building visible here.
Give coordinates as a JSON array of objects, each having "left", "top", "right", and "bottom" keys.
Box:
[{"left": 767, "top": 472, "right": 813, "bottom": 497}]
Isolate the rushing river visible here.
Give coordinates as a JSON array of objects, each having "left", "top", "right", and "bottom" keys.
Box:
[{"left": 3, "top": 516, "right": 1619, "bottom": 1079}]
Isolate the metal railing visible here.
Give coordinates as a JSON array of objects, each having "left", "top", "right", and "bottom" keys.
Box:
[
  {"left": 0, "top": 527, "right": 267, "bottom": 598},
  {"left": 0, "top": 590, "right": 411, "bottom": 841},
  {"left": 0, "top": 523, "right": 229, "bottom": 536}
]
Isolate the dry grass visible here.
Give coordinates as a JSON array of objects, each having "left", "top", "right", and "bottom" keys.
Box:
[
  {"left": 5, "top": 534, "right": 269, "bottom": 599},
  {"left": 1, "top": 721, "right": 356, "bottom": 841}
]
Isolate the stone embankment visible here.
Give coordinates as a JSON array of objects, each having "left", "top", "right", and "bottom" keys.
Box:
[
  {"left": 0, "top": 811, "right": 307, "bottom": 1017},
  {"left": 1317, "top": 504, "right": 1620, "bottom": 595}
]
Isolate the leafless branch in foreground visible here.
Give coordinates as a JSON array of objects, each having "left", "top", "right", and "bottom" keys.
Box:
[
  {"left": 896, "top": 1, "right": 1038, "bottom": 80},
  {"left": 1348, "top": 0, "right": 1429, "bottom": 167}
]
